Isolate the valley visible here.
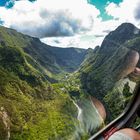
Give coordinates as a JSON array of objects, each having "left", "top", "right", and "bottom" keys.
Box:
[{"left": 0, "top": 23, "right": 140, "bottom": 140}]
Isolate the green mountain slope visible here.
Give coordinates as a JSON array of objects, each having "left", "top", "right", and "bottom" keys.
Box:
[
  {"left": 77, "top": 23, "right": 140, "bottom": 121},
  {"left": 0, "top": 25, "right": 87, "bottom": 79},
  {"left": 0, "top": 26, "right": 86, "bottom": 140},
  {"left": 79, "top": 23, "right": 140, "bottom": 99}
]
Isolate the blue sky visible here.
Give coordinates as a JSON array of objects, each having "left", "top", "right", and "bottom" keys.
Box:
[
  {"left": 0, "top": 0, "right": 36, "bottom": 8},
  {"left": 0, "top": 0, "right": 35, "bottom": 5},
  {"left": 88, "top": 0, "right": 123, "bottom": 20},
  {"left": 0, "top": 0, "right": 139, "bottom": 48}
]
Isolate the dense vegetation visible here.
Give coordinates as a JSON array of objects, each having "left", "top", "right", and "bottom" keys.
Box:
[
  {"left": 0, "top": 26, "right": 86, "bottom": 140},
  {"left": 0, "top": 23, "right": 140, "bottom": 140}
]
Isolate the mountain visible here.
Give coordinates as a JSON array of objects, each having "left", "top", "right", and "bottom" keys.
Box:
[
  {"left": 79, "top": 23, "right": 140, "bottom": 97},
  {"left": 0, "top": 25, "right": 87, "bottom": 80},
  {"left": 47, "top": 46, "right": 87, "bottom": 72},
  {"left": 100, "top": 23, "right": 140, "bottom": 54},
  {"left": 78, "top": 23, "right": 140, "bottom": 120}
]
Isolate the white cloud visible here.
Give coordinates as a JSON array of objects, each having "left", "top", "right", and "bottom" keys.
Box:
[
  {"left": 41, "top": 34, "right": 102, "bottom": 49},
  {"left": 1, "top": 0, "right": 140, "bottom": 49},
  {"left": 0, "top": 0, "right": 100, "bottom": 38},
  {"left": 105, "top": 0, "right": 140, "bottom": 25}
]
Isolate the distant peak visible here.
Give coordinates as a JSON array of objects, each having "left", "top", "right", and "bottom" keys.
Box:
[
  {"left": 100, "top": 23, "right": 140, "bottom": 53},
  {"left": 115, "top": 23, "right": 139, "bottom": 34},
  {"left": 119, "top": 22, "right": 136, "bottom": 27}
]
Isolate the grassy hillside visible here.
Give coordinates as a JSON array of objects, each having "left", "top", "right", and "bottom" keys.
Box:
[
  {"left": 0, "top": 69, "right": 77, "bottom": 139},
  {"left": 0, "top": 26, "right": 87, "bottom": 140}
]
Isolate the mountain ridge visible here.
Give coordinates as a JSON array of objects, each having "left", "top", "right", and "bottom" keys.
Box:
[
  {"left": 77, "top": 22, "right": 140, "bottom": 121},
  {"left": 0, "top": 25, "right": 89, "bottom": 81}
]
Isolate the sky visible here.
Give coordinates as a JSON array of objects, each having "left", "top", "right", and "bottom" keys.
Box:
[{"left": 0, "top": 0, "right": 140, "bottom": 49}]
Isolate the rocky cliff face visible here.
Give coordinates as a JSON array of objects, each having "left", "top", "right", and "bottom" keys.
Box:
[{"left": 0, "top": 107, "right": 10, "bottom": 140}]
